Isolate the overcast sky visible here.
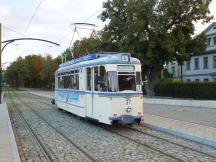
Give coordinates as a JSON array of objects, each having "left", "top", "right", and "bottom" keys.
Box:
[{"left": 0, "top": 0, "right": 216, "bottom": 66}]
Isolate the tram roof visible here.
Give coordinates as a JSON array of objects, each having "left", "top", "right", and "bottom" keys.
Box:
[{"left": 57, "top": 52, "right": 141, "bottom": 72}]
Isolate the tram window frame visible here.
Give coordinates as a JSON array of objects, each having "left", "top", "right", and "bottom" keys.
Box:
[
  {"left": 87, "top": 68, "right": 92, "bottom": 91},
  {"left": 136, "top": 72, "right": 142, "bottom": 85}
]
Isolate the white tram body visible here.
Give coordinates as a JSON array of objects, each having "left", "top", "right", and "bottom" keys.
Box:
[{"left": 55, "top": 53, "right": 143, "bottom": 125}]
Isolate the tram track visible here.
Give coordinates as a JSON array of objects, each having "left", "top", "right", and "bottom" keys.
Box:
[
  {"left": 125, "top": 125, "right": 216, "bottom": 158},
  {"left": 27, "top": 92, "right": 216, "bottom": 159},
  {"left": 8, "top": 91, "right": 96, "bottom": 162},
  {"left": 8, "top": 92, "right": 55, "bottom": 162},
  {"left": 14, "top": 91, "right": 181, "bottom": 161},
  {"left": 16, "top": 91, "right": 216, "bottom": 161}
]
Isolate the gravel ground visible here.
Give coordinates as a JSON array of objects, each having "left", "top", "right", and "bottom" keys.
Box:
[
  {"left": 21, "top": 92, "right": 216, "bottom": 162},
  {"left": 144, "top": 103, "right": 216, "bottom": 128}
]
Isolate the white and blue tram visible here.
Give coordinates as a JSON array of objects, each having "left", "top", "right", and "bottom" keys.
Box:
[{"left": 54, "top": 52, "right": 144, "bottom": 125}]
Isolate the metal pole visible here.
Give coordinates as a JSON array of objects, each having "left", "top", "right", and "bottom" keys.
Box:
[
  {"left": 181, "top": 64, "right": 183, "bottom": 81},
  {"left": 0, "top": 23, "right": 2, "bottom": 104}
]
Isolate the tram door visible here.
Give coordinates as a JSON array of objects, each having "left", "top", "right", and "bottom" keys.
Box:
[{"left": 86, "top": 67, "right": 93, "bottom": 117}]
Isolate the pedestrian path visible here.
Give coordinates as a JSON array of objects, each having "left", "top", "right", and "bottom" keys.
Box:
[
  {"left": 0, "top": 102, "right": 21, "bottom": 162},
  {"left": 144, "top": 114, "right": 216, "bottom": 148},
  {"left": 144, "top": 97, "right": 216, "bottom": 109},
  {"left": 27, "top": 89, "right": 216, "bottom": 147}
]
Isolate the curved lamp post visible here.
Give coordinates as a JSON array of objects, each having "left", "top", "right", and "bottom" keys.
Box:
[{"left": 0, "top": 24, "right": 60, "bottom": 103}]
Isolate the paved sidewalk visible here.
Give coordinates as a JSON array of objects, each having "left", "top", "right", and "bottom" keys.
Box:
[
  {"left": 144, "top": 114, "right": 216, "bottom": 148},
  {"left": 27, "top": 89, "right": 216, "bottom": 147},
  {"left": 0, "top": 102, "right": 21, "bottom": 162},
  {"left": 28, "top": 89, "right": 54, "bottom": 99},
  {"left": 144, "top": 97, "right": 216, "bottom": 109}
]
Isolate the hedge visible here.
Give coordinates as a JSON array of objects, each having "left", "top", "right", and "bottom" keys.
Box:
[{"left": 154, "top": 81, "right": 216, "bottom": 100}]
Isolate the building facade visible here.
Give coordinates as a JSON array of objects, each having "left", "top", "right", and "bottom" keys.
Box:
[
  {"left": 165, "top": 22, "right": 216, "bottom": 82},
  {"left": 182, "top": 22, "right": 216, "bottom": 82}
]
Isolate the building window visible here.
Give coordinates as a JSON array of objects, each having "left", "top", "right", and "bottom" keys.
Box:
[
  {"left": 171, "top": 66, "right": 175, "bottom": 75},
  {"left": 195, "top": 79, "right": 199, "bottom": 82},
  {"left": 194, "top": 58, "right": 199, "bottom": 70},
  {"left": 204, "top": 78, "right": 209, "bottom": 82},
  {"left": 203, "top": 57, "right": 208, "bottom": 69},
  {"left": 186, "top": 61, "right": 190, "bottom": 70},
  {"left": 207, "top": 38, "right": 211, "bottom": 47},
  {"left": 214, "top": 37, "right": 216, "bottom": 45},
  {"left": 213, "top": 56, "right": 216, "bottom": 68}
]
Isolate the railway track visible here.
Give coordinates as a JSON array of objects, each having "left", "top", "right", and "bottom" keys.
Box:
[
  {"left": 125, "top": 125, "right": 216, "bottom": 158},
  {"left": 8, "top": 91, "right": 96, "bottom": 162},
  {"left": 15, "top": 91, "right": 216, "bottom": 161},
  {"left": 8, "top": 92, "right": 55, "bottom": 162}
]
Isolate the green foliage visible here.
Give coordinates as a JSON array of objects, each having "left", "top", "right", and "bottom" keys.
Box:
[
  {"left": 155, "top": 81, "right": 216, "bottom": 100},
  {"left": 100, "top": 0, "right": 212, "bottom": 96},
  {"left": 5, "top": 54, "right": 58, "bottom": 89},
  {"left": 72, "top": 37, "right": 102, "bottom": 57}
]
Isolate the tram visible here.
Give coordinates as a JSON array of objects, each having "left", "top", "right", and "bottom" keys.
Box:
[{"left": 54, "top": 52, "right": 144, "bottom": 125}]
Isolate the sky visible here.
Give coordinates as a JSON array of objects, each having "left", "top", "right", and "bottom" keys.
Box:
[{"left": 0, "top": 0, "right": 216, "bottom": 66}]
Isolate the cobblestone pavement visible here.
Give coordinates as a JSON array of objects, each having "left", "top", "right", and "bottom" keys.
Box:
[
  {"left": 7, "top": 91, "right": 177, "bottom": 162},
  {"left": 21, "top": 92, "right": 216, "bottom": 162},
  {"left": 144, "top": 103, "right": 216, "bottom": 128}
]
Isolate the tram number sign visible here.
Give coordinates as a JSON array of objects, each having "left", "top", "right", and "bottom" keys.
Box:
[{"left": 121, "top": 54, "right": 130, "bottom": 62}]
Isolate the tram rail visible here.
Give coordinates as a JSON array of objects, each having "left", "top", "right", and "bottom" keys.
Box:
[
  {"left": 9, "top": 90, "right": 97, "bottom": 162},
  {"left": 13, "top": 91, "right": 216, "bottom": 162}
]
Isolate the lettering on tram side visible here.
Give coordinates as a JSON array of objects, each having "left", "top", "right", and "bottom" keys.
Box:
[
  {"left": 58, "top": 91, "right": 66, "bottom": 102},
  {"left": 67, "top": 92, "right": 79, "bottom": 104}
]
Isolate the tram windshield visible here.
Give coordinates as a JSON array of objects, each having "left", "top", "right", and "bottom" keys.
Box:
[{"left": 118, "top": 74, "right": 136, "bottom": 91}]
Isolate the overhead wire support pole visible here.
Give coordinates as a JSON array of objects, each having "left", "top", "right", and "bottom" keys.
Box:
[{"left": 0, "top": 37, "right": 60, "bottom": 104}]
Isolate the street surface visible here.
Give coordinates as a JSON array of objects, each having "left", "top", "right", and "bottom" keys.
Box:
[
  {"left": 4, "top": 91, "right": 216, "bottom": 162},
  {"left": 144, "top": 104, "right": 216, "bottom": 128}
]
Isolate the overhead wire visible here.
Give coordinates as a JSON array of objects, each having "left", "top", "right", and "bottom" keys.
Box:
[
  {"left": 22, "top": 0, "right": 44, "bottom": 35},
  {"left": 45, "top": 8, "right": 103, "bottom": 56},
  {"left": 3, "top": 25, "right": 23, "bottom": 36}
]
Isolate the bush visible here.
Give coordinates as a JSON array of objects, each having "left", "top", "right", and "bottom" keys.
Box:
[{"left": 155, "top": 81, "right": 216, "bottom": 100}]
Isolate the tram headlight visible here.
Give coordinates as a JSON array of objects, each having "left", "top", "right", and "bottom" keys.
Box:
[{"left": 126, "top": 106, "right": 132, "bottom": 113}]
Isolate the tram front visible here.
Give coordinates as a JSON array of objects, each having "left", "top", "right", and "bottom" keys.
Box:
[{"left": 93, "top": 54, "right": 144, "bottom": 125}]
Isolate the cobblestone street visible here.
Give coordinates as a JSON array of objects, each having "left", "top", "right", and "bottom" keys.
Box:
[{"left": 3, "top": 91, "right": 216, "bottom": 162}]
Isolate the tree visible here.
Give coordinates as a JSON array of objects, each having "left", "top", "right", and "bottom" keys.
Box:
[
  {"left": 100, "top": 0, "right": 212, "bottom": 96},
  {"left": 72, "top": 36, "right": 102, "bottom": 57}
]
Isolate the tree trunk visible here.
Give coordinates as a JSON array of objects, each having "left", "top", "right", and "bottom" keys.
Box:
[{"left": 145, "top": 68, "right": 162, "bottom": 97}]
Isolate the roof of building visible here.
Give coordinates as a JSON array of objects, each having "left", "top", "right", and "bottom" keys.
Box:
[{"left": 202, "top": 22, "right": 216, "bottom": 34}]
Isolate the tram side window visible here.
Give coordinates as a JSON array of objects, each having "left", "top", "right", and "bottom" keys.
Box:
[
  {"left": 58, "top": 76, "right": 64, "bottom": 89},
  {"left": 64, "top": 76, "right": 70, "bottom": 89},
  {"left": 94, "top": 66, "right": 108, "bottom": 92},
  {"left": 94, "top": 67, "right": 99, "bottom": 91},
  {"left": 73, "top": 74, "right": 79, "bottom": 90},
  {"left": 87, "top": 68, "right": 92, "bottom": 91},
  {"left": 107, "top": 71, "right": 118, "bottom": 92},
  {"left": 99, "top": 66, "right": 107, "bottom": 91}
]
